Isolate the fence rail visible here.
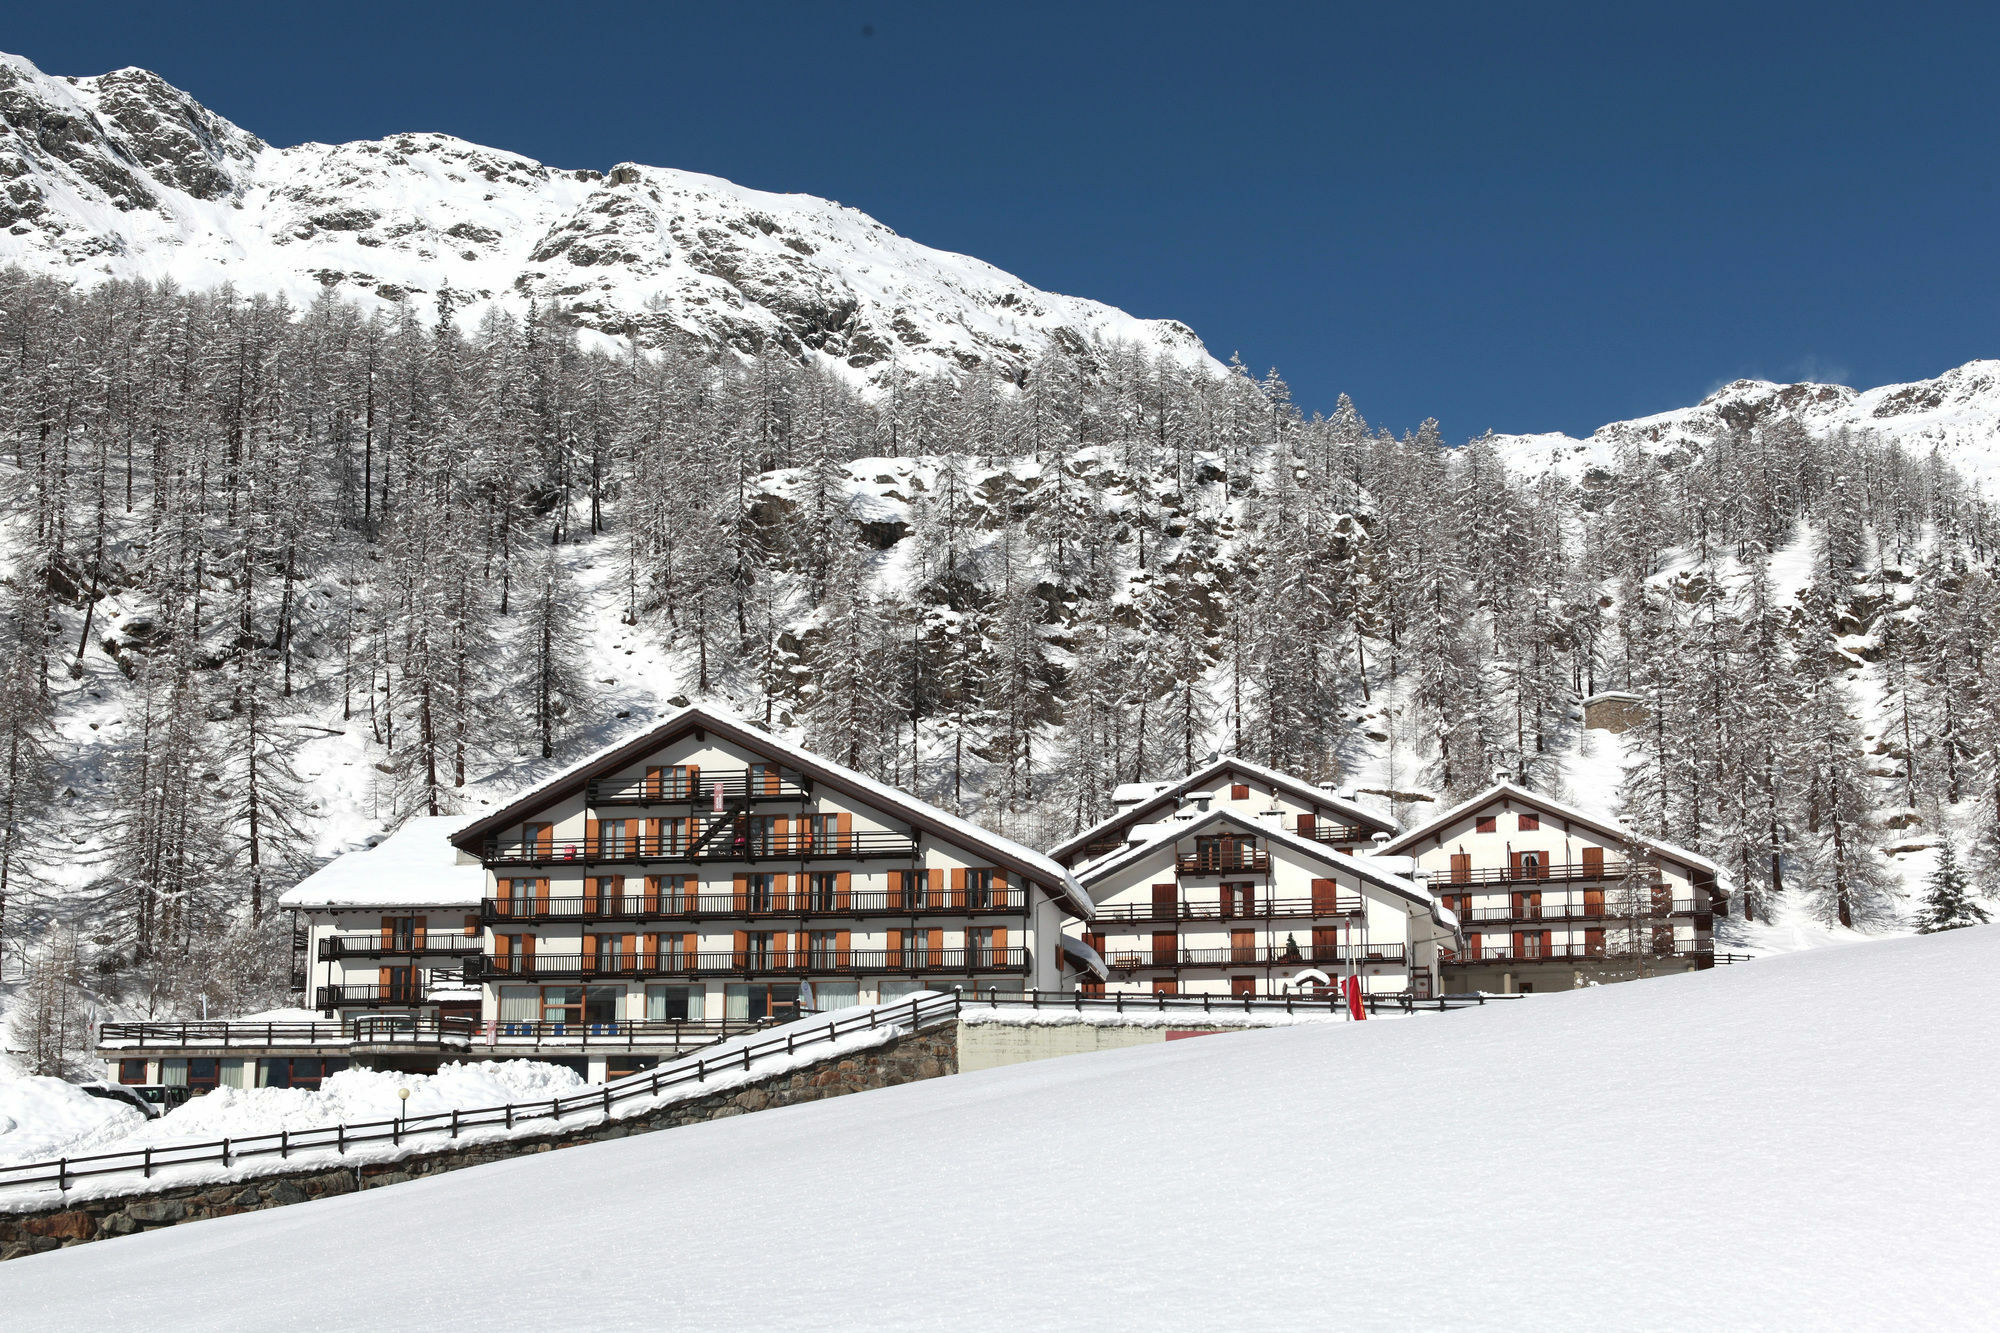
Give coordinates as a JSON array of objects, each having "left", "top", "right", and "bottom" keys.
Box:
[
  {"left": 587, "top": 770, "right": 811, "bottom": 806},
  {"left": 1423, "top": 861, "right": 1653, "bottom": 887},
  {"left": 483, "top": 828, "right": 919, "bottom": 866},
  {"left": 968, "top": 988, "right": 1513, "bottom": 1017},
  {"left": 98, "top": 1017, "right": 477, "bottom": 1049},
  {"left": 1093, "top": 894, "right": 1365, "bottom": 923},
  {"left": 317, "top": 936, "right": 485, "bottom": 961},
  {"left": 1451, "top": 899, "right": 1704, "bottom": 925},
  {"left": 10, "top": 992, "right": 962, "bottom": 1199},
  {"left": 1442, "top": 939, "right": 1712, "bottom": 964},
  {"left": 1106, "top": 942, "right": 1408, "bottom": 970}
]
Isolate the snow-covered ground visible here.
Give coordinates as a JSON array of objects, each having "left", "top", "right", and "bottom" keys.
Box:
[{"left": 7, "top": 928, "right": 1995, "bottom": 1329}]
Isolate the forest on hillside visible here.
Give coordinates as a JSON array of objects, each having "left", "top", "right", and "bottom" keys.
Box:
[{"left": 0, "top": 269, "right": 1995, "bottom": 1014}]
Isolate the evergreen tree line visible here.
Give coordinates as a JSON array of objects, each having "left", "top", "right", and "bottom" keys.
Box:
[{"left": 0, "top": 270, "right": 1991, "bottom": 1010}]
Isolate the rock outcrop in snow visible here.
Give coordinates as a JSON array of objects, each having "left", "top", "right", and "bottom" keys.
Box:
[
  {"left": 1490, "top": 361, "right": 2000, "bottom": 487},
  {"left": 0, "top": 51, "right": 1212, "bottom": 384}
]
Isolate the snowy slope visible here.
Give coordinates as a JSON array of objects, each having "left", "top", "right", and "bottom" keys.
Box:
[
  {"left": 0, "top": 52, "right": 1213, "bottom": 383},
  {"left": 1491, "top": 361, "right": 2000, "bottom": 487},
  {"left": 9, "top": 928, "right": 1997, "bottom": 1329}
]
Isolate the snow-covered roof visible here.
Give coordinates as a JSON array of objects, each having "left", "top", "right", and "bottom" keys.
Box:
[
  {"left": 1073, "top": 808, "right": 1452, "bottom": 937},
  {"left": 1373, "top": 781, "right": 1723, "bottom": 879},
  {"left": 451, "top": 699, "right": 1093, "bottom": 918},
  {"left": 279, "top": 816, "right": 487, "bottom": 910},
  {"left": 1060, "top": 935, "right": 1110, "bottom": 982},
  {"left": 1051, "top": 755, "right": 1397, "bottom": 863}
]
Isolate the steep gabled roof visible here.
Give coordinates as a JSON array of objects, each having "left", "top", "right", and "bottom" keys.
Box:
[
  {"left": 1074, "top": 807, "right": 1453, "bottom": 936},
  {"left": 1374, "top": 781, "right": 1723, "bottom": 879},
  {"left": 450, "top": 700, "right": 1093, "bottom": 918},
  {"left": 1049, "top": 755, "right": 1398, "bottom": 864}
]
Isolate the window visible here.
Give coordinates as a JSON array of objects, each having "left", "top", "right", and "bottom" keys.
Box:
[
  {"left": 1518, "top": 812, "right": 1540, "bottom": 832},
  {"left": 970, "top": 927, "right": 1002, "bottom": 967},
  {"left": 805, "top": 814, "right": 839, "bottom": 849},
  {"left": 598, "top": 820, "right": 630, "bottom": 857},
  {"left": 808, "top": 930, "right": 840, "bottom": 967},
  {"left": 499, "top": 986, "right": 539, "bottom": 1033},
  {"left": 742, "top": 931, "right": 776, "bottom": 967},
  {"left": 646, "top": 985, "right": 705, "bottom": 1022},
  {"left": 161, "top": 1059, "right": 188, "bottom": 1088},
  {"left": 879, "top": 980, "right": 926, "bottom": 1004},
  {"left": 743, "top": 874, "right": 775, "bottom": 912},
  {"left": 1475, "top": 815, "right": 1497, "bottom": 834},
  {"left": 813, "top": 981, "right": 861, "bottom": 1010},
  {"left": 808, "top": 872, "right": 839, "bottom": 911},
  {"left": 212, "top": 1059, "right": 245, "bottom": 1090},
  {"left": 901, "top": 930, "right": 931, "bottom": 969},
  {"left": 725, "top": 983, "right": 799, "bottom": 1022},
  {"left": 119, "top": 1059, "right": 149, "bottom": 1085},
  {"left": 384, "top": 916, "right": 417, "bottom": 950},
  {"left": 542, "top": 986, "right": 584, "bottom": 1027},
  {"left": 584, "top": 986, "right": 622, "bottom": 1027},
  {"left": 966, "top": 869, "right": 996, "bottom": 909},
  {"left": 1221, "top": 883, "right": 1254, "bottom": 917},
  {"left": 747, "top": 762, "right": 781, "bottom": 796}
]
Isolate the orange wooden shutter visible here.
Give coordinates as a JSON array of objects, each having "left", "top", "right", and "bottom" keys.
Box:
[
  {"left": 929, "top": 868, "right": 944, "bottom": 904},
  {"left": 835, "top": 871, "right": 852, "bottom": 911},
  {"left": 887, "top": 928, "right": 903, "bottom": 955},
  {"left": 887, "top": 870, "right": 904, "bottom": 910},
  {"left": 583, "top": 934, "right": 599, "bottom": 971},
  {"left": 1510, "top": 851, "right": 1525, "bottom": 879},
  {"left": 644, "top": 932, "right": 660, "bottom": 964},
  {"left": 837, "top": 812, "right": 852, "bottom": 852},
  {"left": 733, "top": 930, "right": 748, "bottom": 967},
  {"left": 775, "top": 815, "right": 791, "bottom": 854},
  {"left": 645, "top": 765, "right": 663, "bottom": 799},
  {"left": 764, "top": 765, "right": 779, "bottom": 796},
  {"left": 623, "top": 933, "right": 638, "bottom": 971},
  {"left": 412, "top": 915, "right": 427, "bottom": 949},
  {"left": 380, "top": 915, "right": 394, "bottom": 948},
  {"left": 951, "top": 867, "right": 967, "bottom": 908},
  {"left": 379, "top": 965, "right": 392, "bottom": 994},
  {"left": 535, "top": 877, "right": 550, "bottom": 909},
  {"left": 836, "top": 928, "right": 851, "bottom": 967},
  {"left": 1585, "top": 888, "right": 1605, "bottom": 917},
  {"left": 646, "top": 817, "right": 661, "bottom": 855},
  {"left": 464, "top": 913, "right": 478, "bottom": 938},
  {"left": 683, "top": 932, "right": 698, "bottom": 968},
  {"left": 928, "top": 927, "right": 943, "bottom": 966},
  {"left": 733, "top": 874, "right": 748, "bottom": 912},
  {"left": 991, "top": 925, "right": 1006, "bottom": 960},
  {"left": 1152, "top": 882, "right": 1176, "bottom": 917},
  {"left": 585, "top": 819, "right": 600, "bottom": 857},
  {"left": 1582, "top": 846, "right": 1605, "bottom": 876},
  {"left": 643, "top": 875, "right": 659, "bottom": 913},
  {"left": 1231, "top": 783, "right": 1249, "bottom": 800}
]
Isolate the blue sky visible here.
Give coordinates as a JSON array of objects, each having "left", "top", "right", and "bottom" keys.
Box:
[{"left": 11, "top": 1, "right": 1997, "bottom": 438}]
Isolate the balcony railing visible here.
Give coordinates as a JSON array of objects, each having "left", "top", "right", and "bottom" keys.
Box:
[
  {"left": 1424, "top": 860, "right": 1651, "bottom": 887},
  {"left": 317, "top": 935, "right": 486, "bottom": 961},
  {"left": 483, "top": 827, "right": 919, "bottom": 867},
  {"left": 316, "top": 984, "right": 429, "bottom": 1009},
  {"left": 1093, "top": 893, "right": 1365, "bottom": 923},
  {"left": 1296, "top": 822, "right": 1372, "bottom": 844},
  {"left": 1106, "top": 942, "right": 1407, "bottom": 970},
  {"left": 474, "top": 947, "right": 1029, "bottom": 980},
  {"left": 587, "top": 769, "right": 811, "bottom": 807},
  {"left": 1447, "top": 899, "right": 1705, "bottom": 927},
  {"left": 1175, "top": 849, "right": 1270, "bottom": 875},
  {"left": 1441, "top": 938, "right": 1712, "bottom": 965},
  {"left": 480, "top": 886, "right": 1026, "bottom": 922}
]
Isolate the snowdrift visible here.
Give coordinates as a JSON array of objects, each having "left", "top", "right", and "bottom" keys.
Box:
[{"left": 6, "top": 929, "right": 1996, "bottom": 1329}]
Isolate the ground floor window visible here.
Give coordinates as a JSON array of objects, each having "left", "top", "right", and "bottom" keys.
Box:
[
  {"left": 878, "top": 980, "right": 926, "bottom": 1004},
  {"left": 542, "top": 985, "right": 584, "bottom": 1027},
  {"left": 118, "top": 1059, "right": 148, "bottom": 1084},
  {"left": 499, "top": 986, "right": 538, "bottom": 1032},
  {"left": 811, "top": 980, "right": 860, "bottom": 1010},
  {"left": 606, "top": 1056, "right": 657, "bottom": 1081},
  {"left": 257, "top": 1057, "right": 348, "bottom": 1089},
  {"left": 646, "top": 984, "right": 705, "bottom": 1023},
  {"left": 725, "top": 983, "right": 800, "bottom": 1022},
  {"left": 161, "top": 1058, "right": 219, "bottom": 1093},
  {"left": 584, "top": 985, "right": 622, "bottom": 1027}
]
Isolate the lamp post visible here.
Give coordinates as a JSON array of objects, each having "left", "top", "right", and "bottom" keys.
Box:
[{"left": 397, "top": 1086, "right": 410, "bottom": 1134}]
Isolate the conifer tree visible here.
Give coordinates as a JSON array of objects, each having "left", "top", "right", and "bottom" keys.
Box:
[{"left": 1914, "top": 837, "right": 1988, "bottom": 933}]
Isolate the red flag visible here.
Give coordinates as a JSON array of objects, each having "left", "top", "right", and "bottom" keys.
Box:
[{"left": 1345, "top": 973, "right": 1367, "bottom": 1021}]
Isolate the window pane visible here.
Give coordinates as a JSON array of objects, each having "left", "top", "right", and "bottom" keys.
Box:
[
  {"left": 499, "top": 986, "right": 539, "bottom": 1022},
  {"left": 815, "top": 982, "right": 860, "bottom": 1010},
  {"left": 725, "top": 984, "right": 751, "bottom": 1021}
]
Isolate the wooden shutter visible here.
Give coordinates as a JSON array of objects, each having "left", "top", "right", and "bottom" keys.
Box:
[
  {"left": 582, "top": 934, "right": 599, "bottom": 972},
  {"left": 1450, "top": 853, "right": 1472, "bottom": 884},
  {"left": 1311, "top": 928, "right": 1340, "bottom": 961},
  {"left": 683, "top": 932, "right": 698, "bottom": 970},
  {"left": 412, "top": 916, "right": 427, "bottom": 949},
  {"left": 535, "top": 877, "right": 550, "bottom": 909},
  {"left": 1296, "top": 813, "right": 1316, "bottom": 837},
  {"left": 733, "top": 874, "right": 748, "bottom": 912},
  {"left": 644, "top": 932, "right": 660, "bottom": 967},
  {"left": 1311, "top": 878, "right": 1339, "bottom": 914},
  {"left": 1519, "top": 812, "right": 1540, "bottom": 831},
  {"left": 645, "top": 765, "right": 663, "bottom": 799},
  {"left": 835, "top": 871, "right": 852, "bottom": 911},
  {"left": 1584, "top": 888, "right": 1605, "bottom": 918},
  {"left": 1467, "top": 931, "right": 1482, "bottom": 958},
  {"left": 1585, "top": 927, "right": 1605, "bottom": 955},
  {"left": 733, "top": 930, "right": 748, "bottom": 968},
  {"left": 838, "top": 812, "right": 853, "bottom": 852},
  {"left": 950, "top": 867, "right": 967, "bottom": 908},
  {"left": 1230, "top": 783, "right": 1249, "bottom": 800},
  {"left": 622, "top": 933, "right": 638, "bottom": 972},
  {"left": 929, "top": 868, "right": 944, "bottom": 905},
  {"left": 1231, "top": 928, "right": 1255, "bottom": 962},
  {"left": 380, "top": 915, "right": 394, "bottom": 948},
  {"left": 928, "top": 927, "right": 943, "bottom": 967},
  {"left": 836, "top": 928, "right": 852, "bottom": 968},
  {"left": 774, "top": 814, "right": 791, "bottom": 855},
  {"left": 584, "top": 877, "right": 602, "bottom": 913},
  {"left": 1152, "top": 882, "right": 1177, "bottom": 918},
  {"left": 1152, "top": 930, "right": 1177, "bottom": 966},
  {"left": 1582, "top": 846, "right": 1605, "bottom": 877},
  {"left": 1083, "top": 931, "right": 1105, "bottom": 958},
  {"left": 1511, "top": 930, "right": 1527, "bottom": 958},
  {"left": 645, "top": 818, "right": 661, "bottom": 856},
  {"left": 379, "top": 965, "right": 392, "bottom": 995},
  {"left": 887, "top": 870, "right": 905, "bottom": 910},
  {"left": 887, "top": 928, "right": 903, "bottom": 957},
  {"left": 464, "top": 914, "right": 478, "bottom": 938},
  {"left": 1476, "top": 816, "right": 1496, "bottom": 834},
  {"left": 585, "top": 819, "right": 600, "bottom": 858}
]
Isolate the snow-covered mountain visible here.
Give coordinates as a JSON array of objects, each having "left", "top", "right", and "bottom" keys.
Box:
[
  {"left": 0, "top": 51, "right": 1212, "bottom": 382},
  {"left": 1490, "top": 360, "right": 2000, "bottom": 486}
]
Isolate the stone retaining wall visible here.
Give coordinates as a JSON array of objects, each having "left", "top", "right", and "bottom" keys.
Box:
[{"left": 0, "top": 1025, "right": 957, "bottom": 1262}]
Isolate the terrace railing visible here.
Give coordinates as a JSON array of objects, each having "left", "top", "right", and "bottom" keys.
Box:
[
  {"left": 1441, "top": 937, "right": 1712, "bottom": 964},
  {"left": 1450, "top": 898, "right": 1703, "bottom": 926},
  {"left": 1424, "top": 860, "right": 1652, "bottom": 887},
  {"left": 317, "top": 935, "right": 485, "bottom": 961},
  {"left": 10, "top": 992, "right": 962, "bottom": 1199},
  {"left": 475, "top": 947, "right": 1030, "bottom": 981},
  {"left": 483, "top": 827, "right": 918, "bottom": 867},
  {"left": 481, "top": 885, "right": 1026, "bottom": 922},
  {"left": 1106, "top": 942, "right": 1407, "bottom": 970},
  {"left": 587, "top": 769, "right": 811, "bottom": 807},
  {"left": 1175, "top": 848, "right": 1270, "bottom": 875},
  {"left": 1093, "top": 893, "right": 1365, "bottom": 923}
]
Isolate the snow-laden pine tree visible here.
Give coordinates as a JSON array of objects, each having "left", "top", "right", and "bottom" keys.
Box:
[{"left": 1913, "top": 837, "right": 1988, "bottom": 933}]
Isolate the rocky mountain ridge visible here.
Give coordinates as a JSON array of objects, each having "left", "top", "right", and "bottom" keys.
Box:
[{"left": 0, "top": 51, "right": 1212, "bottom": 383}]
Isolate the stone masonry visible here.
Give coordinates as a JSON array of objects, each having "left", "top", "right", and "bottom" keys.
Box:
[{"left": 0, "top": 1024, "right": 957, "bottom": 1262}]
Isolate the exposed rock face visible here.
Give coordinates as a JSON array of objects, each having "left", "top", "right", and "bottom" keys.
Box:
[{"left": 0, "top": 51, "right": 1212, "bottom": 386}]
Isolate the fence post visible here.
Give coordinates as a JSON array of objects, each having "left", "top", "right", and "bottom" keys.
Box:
[
  {"left": 143, "top": 1147, "right": 153, "bottom": 1179},
  {"left": 451, "top": 1111, "right": 459, "bottom": 1140},
  {"left": 281, "top": 1129, "right": 290, "bottom": 1159},
  {"left": 222, "top": 1138, "right": 231, "bottom": 1168},
  {"left": 337, "top": 1124, "right": 345, "bottom": 1155},
  {"left": 56, "top": 1158, "right": 67, "bottom": 1192}
]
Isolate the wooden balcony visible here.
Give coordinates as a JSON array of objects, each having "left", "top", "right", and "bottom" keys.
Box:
[
  {"left": 1106, "top": 942, "right": 1407, "bottom": 971},
  {"left": 473, "top": 947, "right": 1030, "bottom": 981},
  {"left": 317, "top": 935, "right": 486, "bottom": 961},
  {"left": 1445, "top": 899, "right": 1709, "bottom": 928},
  {"left": 587, "top": 768, "right": 811, "bottom": 807},
  {"left": 1426, "top": 859, "right": 1651, "bottom": 888},
  {"left": 316, "top": 984, "right": 428, "bottom": 1009},
  {"left": 1175, "top": 849, "right": 1270, "bottom": 875},
  {"left": 1296, "top": 822, "right": 1372, "bottom": 844},
  {"left": 1093, "top": 893, "right": 1364, "bottom": 924},
  {"left": 483, "top": 827, "right": 919, "bottom": 868},
  {"left": 480, "top": 885, "right": 1026, "bottom": 923},
  {"left": 1441, "top": 938, "right": 1713, "bottom": 965}
]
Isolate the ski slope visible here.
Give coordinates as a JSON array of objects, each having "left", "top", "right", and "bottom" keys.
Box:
[{"left": 5, "top": 930, "right": 1994, "bottom": 1329}]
